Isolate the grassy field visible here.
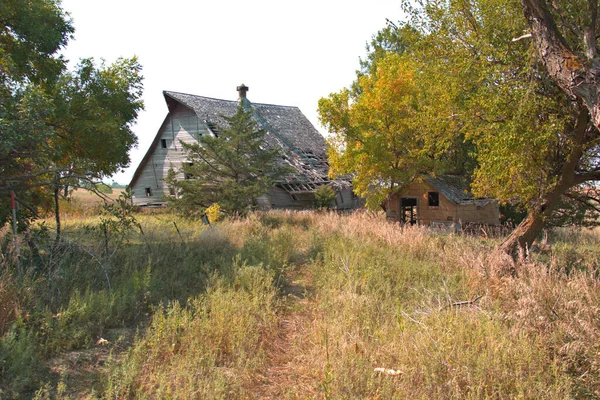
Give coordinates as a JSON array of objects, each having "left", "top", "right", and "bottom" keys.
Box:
[{"left": 1, "top": 208, "right": 599, "bottom": 398}]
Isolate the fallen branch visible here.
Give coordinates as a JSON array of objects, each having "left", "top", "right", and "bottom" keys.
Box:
[{"left": 445, "top": 294, "right": 483, "bottom": 309}]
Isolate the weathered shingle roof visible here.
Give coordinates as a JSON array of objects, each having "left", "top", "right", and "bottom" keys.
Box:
[
  {"left": 163, "top": 91, "right": 327, "bottom": 156},
  {"left": 130, "top": 90, "right": 342, "bottom": 191},
  {"left": 427, "top": 175, "right": 492, "bottom": 205}
]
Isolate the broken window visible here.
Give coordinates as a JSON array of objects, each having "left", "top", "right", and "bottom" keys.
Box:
[
  {"left": 428, "top": 192, "right": 440, "bottom": 207},
  {"left": 145, "top": 187, "right": 152, "bottom": 197},
  {"left": 184, "top": 163, "right": 194, "bottom": 180}
]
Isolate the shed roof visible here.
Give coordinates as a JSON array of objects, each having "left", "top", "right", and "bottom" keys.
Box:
[{"left": 426, "top": 175, "right": 492, "bottom": 205}]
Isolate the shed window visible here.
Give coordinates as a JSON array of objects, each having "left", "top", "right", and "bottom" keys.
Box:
[
  {"left": 160, "top": 139, "right": 167, "bottom": 148},
  {"left": 145, "top": 187, "right": 152, "bottom": 197},
  {"left": 428, "top": 192, "right": 440, "bottom": 207}
]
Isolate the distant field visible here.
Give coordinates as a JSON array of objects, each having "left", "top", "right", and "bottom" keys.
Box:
[{"left": 69, "top": 188, "right": 125, "bottom": 206}]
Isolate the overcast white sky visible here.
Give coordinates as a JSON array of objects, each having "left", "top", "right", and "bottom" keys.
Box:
[{"left": 59, "top": 0, "right": 404, "bottom": 184}]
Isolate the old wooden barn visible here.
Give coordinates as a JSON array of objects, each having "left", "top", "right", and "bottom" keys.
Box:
[
  {"left": 385, "top": 175, "right": 499, "bottom": 226},
  {"left": 129, "top": 85, "right": 360, "bottom": 210}
]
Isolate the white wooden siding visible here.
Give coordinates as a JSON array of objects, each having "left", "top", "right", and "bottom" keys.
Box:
[{"left": 131, "top": 105, "right": 208, "bottom": 205}]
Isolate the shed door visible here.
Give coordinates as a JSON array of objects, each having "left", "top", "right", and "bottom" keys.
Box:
[{"left": 400, "top": 197, "right": 418, "bottom": 225}]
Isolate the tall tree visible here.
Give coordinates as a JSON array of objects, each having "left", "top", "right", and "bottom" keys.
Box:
[
  {"left": 413, "top": 0, "right": 600, "bottom": 256},
  {"left": 0, "top": 0, "right": 144, "bottom": 232},
  {"left": 319, "top": 53, "right": 461, "bottom": 209},
  {"left": 321, "top": 0, "right": 600, "bottom": 256},
  {"left": 520, "top": 0, "right": 600, "bottom": 130},
  {"left": 167, "top": 105, "right": 288, "bottom": 216}
]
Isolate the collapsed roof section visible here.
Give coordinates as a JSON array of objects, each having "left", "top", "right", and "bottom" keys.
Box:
[{"left": 162, "top": 90, "right": 349, "bottom": 192}]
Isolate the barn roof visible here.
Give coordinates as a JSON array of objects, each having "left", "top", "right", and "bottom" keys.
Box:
[
  {"left": 130, "top": 89, "right": 343, "bottom": 191},
  {"left": 163, "top": 91, "right": 328, "bottom": 156}
]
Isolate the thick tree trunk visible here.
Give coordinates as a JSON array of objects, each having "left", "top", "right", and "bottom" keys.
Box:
[
  {"left": 496, "top": 106, "right": 590, "bottom": 259},
  {"left": 521, "top": 0, "right": 600, "bottom": 130},
  {"left": 495, "top": 196, "right": 557, "bottom": 259}
]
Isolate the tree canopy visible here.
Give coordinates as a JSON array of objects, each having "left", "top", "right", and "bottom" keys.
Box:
[
  {"left": 167, "top": 105, "right": 288, "bottom": 216},
  {"left": 0, "top": 0, "right": 144, "bottom": 229},
  {"left": 319, "top": 0, "right": 600, "bottom": 255},
  {"left": 319, "top": 52, "right": 467, "bottom": 209}
]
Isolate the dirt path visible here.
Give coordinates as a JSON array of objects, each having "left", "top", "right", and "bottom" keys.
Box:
[{"left": 250, "top": 266, "right": 319, "bottom": 399}]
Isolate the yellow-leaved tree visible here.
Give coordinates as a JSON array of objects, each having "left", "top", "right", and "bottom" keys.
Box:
[{"left": 319, "top": 53, "right": 457, "bottom": 209}]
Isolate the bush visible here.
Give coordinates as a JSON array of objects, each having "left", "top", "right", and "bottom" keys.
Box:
[
  {"left": 0, "top": 321, "right": 47, "bottom": 397},
  {"left": 314, "top": 186, "right": 336, "bottom": 209}
]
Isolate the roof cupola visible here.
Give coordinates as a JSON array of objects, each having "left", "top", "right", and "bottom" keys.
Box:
[{"left": 237, "top": 84, "right": 249, "bottom": 99}]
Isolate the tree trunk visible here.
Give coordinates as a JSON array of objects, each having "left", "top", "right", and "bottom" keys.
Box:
[
  {"left": 521, "top": 0, "right": 600, "bottom": 130},
  {"left": 54, "top": 187, "right": 61, "bottom": 246},
  {"left": 495, "top": 203, "right": 550, "bottom": 260}
]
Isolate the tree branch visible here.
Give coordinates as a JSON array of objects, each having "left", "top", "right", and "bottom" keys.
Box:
[
  {"left": 584, "top": 0, "right": 598, "bottom": 60},
  {"left": 521, "top": 0, "right": 600, "bottom": 129}
]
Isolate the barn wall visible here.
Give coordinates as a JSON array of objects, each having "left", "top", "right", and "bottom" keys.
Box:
[
  {"left": 334, "top": 188, "right": 362, "bottom": 209},
  {"left": 387, "top": 181, "right": 458, "bottom": 223},
  {"left": 131, "top": 105, "right": 207, "bottom": 205},
  {"left": 269, "top": 188, "right": 314, "bottom": 209},
  {"left": 418, "top": 189, "right": 458, "bottom": 225}
]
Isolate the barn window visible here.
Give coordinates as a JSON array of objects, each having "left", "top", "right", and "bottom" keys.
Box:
[
  {"left": 160, "top": 139, "right": 167, "bottom": 148},
  {"left": 184, "top": 162, "right": 194, "bottom": 180},
  {"left": 145, "top": 187, "right": 152, "bottom": 197},
  {"left": 428, "top": 192, "right": 440, "bottom": 207}
]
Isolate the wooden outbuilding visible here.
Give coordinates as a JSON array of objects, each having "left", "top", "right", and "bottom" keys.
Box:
[
  {"left": 129, "top": 85, "right": 361, "bottom": 210},
  {"left": 385, "top": 175, "right": 499, "bottom": 226}
]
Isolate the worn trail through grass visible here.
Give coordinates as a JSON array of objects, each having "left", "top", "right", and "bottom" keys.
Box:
[{"left": 252, "top": 265, "right": 318, "bottom": 399}]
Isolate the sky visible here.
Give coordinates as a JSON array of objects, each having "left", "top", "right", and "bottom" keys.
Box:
[{"left": 59, "top": 0, "right": 404, "bottom": 184}]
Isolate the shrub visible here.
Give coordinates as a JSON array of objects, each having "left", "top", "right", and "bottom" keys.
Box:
[{"left": 314, "top": 186, "right": 336, "bottom": 209}]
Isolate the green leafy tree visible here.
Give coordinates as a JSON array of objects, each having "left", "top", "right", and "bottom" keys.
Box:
[
  {"left": 167, "top": 105, "right": 288, "bottom": 216},
  {"left": 0, "top": 0, "right": 144, "bottom": 236},
  {"left": 323, "top": 0, "right": 600, "bottom": 256},
  {"left": 319, "top": 53, "right": 462, "bottom": 209}
]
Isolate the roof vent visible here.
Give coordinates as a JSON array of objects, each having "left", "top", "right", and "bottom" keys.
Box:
[{"left": 237, "top": 83, "right": 249, "bottom": 99}]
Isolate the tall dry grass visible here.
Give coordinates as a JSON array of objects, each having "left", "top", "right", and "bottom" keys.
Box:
[
  {"left": 1, "top": 210, "right": 599, "bottom": 398},
  {"left": 259, "top": 211, "right": 596, "bottom": 398}
]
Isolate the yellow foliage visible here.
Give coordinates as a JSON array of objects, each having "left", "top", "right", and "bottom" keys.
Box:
[
  {"left": 319, "top": 53, "right": 442, "bottom": 208},
  {"left": 205, "top": 203, "right": 221, "bottom": 223}
]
